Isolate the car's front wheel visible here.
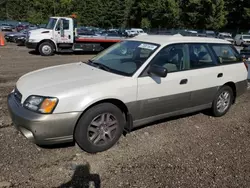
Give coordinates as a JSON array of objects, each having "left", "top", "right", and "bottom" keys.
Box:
[
  {"left": 74, "top": 103, "right": 125, "bottom": 153},
  {"left": 211, "top": 85, "right": 233, "bottom": 117}
]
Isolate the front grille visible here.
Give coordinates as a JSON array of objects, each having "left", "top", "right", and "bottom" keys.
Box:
[{"left": 14, "top": 88, "right": 22, "bottom": 104}]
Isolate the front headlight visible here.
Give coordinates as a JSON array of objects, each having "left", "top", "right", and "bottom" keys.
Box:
[
  {"left": 24, "top": 95, "right": 58, "bottom": 114},
  {"left": 28, "top": 39, "right": 36, "bottom": 42}
]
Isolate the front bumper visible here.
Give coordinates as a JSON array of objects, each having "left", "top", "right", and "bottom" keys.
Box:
[
  {"left": 7, "top": 93, "right": 81, "bottom": 145},
  {"left": 25, "top": 41, "right": 38, "bottom": 49},
  {"left": 5, "top": 36, "right": 15, "bottom": 42}
]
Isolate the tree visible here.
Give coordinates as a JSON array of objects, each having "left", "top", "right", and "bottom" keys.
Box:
[{"left": 225, "top": 0, "right": 250, "bottom": 30}]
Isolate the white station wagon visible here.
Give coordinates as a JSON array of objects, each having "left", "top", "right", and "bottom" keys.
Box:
[{"left": 8, "top": 35, "right": 248, "bottom": 153}]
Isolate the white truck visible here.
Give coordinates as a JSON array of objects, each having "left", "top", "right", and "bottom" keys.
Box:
[{"left": 26, "top": 17, "right": 123, "bottom": 56}]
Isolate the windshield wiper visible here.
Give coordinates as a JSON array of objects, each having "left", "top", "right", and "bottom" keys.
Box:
[{"left": 88, "top": 60, "right": 111, "bottom": 72}]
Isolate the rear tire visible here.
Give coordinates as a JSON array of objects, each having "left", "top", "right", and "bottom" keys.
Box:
[
  {"left": 74, "top": 103, "right": 125, "bottom": 153},
  {"left": 211, "top": 86, "right": 233, "bottom": 117},
  {"left": 38, "top": 42, "right": 55, "bottom": 56}
]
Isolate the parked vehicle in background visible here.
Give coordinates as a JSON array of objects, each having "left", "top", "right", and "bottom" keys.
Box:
[
  {"left": 102, "top": 32, "right": 124, "bottom": 38},
  {"left": 38, "top": 24, "right": 47, "bottom": 28},
  {"left": 0, "top": 23, "right": 13, "bottom": 31},
  {"left": 234, "top": 34, "right": 250, "bottom": 46},
  {"left": 4, "top": 29, "right": 28, "bottom": 42},
  {"left": 125, "top": 30, "right": 137, "bottom": 37},
  {"left": 16, "top": 24, "right": 28, "bottom": 32},
  {"left": 26, "top": 17, "right": 123, "bottom": 56},
  {"left": 15, "top": 36, "right": 26, "bottom": 46},
  {"left": 205, "top": 30, "right": 216, "bottom": 38},
  {"left": 240, "top": 46, "right": 250, "bottom": 59},
  {"left": 77, "top": 30, "right": 100, "bottom": 37},
  {"left": 131, "top": 28, "right": 148, "bottom": 36},
  {"left": 217, "top": 32, "right": 234, "bottom": 43},
  {"left": 197, "top": 30, "right": 216, "bottom": 38},
  {"left": 181, "top": 30, "right": 198, "bottom": 36},
  {"left": 8, "top": 35, "right": 248, "bottom": 153},
  {"left": 28, "top": 25, "right": 38, "bottom": 30}
]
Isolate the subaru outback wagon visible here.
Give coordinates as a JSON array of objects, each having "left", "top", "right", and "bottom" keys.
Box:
[{"left": 8, "top": 35, "right": 248, "bottom": 153}]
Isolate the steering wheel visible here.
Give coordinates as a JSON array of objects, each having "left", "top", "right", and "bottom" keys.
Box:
[{"left": 134, "top": 60, "right": 144, "bottom": 69}]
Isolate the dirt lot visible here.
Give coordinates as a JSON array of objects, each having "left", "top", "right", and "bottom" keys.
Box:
[{"left": 0, "top": 44, "right": 250, "bottom": 188}]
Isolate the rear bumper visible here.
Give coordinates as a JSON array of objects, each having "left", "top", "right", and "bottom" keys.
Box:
[
  {"left": 7, "top": 93, "right": 81, "bottom": 145},
  {"left": 25, "top": 42, "right": 38, "bottom": 49},
  {"left": 236, "top": 80, "right": 248, "bottom": 96}
]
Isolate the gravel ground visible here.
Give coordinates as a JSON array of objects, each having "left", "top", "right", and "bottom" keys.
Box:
[{"left": 0, "top": 43, "right": 250, "bottom": 188}]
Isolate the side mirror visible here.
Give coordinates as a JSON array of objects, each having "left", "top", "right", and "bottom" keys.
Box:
[{"left": 148, "top": 65, "right": 168, "bottom": 78}]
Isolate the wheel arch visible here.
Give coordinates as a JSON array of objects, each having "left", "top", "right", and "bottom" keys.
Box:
[
  {"left": 37, "top": 39, "right": 57, "bottom": 51},
  {"left": 73, "top": 98, "right": 131, "bottom": 139},
  {"left": 222, "top": 82, "right": 236, "bottom": 104}
]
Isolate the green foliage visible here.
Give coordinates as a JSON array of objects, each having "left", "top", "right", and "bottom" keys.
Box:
[{"left": 0, "top": 0, "right": 249, "bottom": 30}]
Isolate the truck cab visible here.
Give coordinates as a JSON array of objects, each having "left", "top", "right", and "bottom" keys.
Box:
[
  {"left": 26, "top": 17, "right": 75, "bottom": 56},
  {"left": 26, "top": 17, "right": 123, "bottom": 56}
]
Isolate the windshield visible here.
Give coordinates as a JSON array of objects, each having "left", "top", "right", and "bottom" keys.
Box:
[
  {"left": 89, "top": 41, "right": 160, "bottom": 76},
  {"left": 45, "top": 18, "right": 57, "bottom": 29},
  {"left": 243, "top": 35, "right": 250, "bottom": 39}
]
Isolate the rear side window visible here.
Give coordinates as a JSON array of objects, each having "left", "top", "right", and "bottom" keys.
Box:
[
  {"left": 188, "top": 44, "right": 216, "bottom": 69},
  {"left": 210, "top": 44, "right": 241, "bottom": 64}
]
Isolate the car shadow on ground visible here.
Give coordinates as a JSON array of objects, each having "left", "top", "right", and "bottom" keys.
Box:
[
  {"left": 28, "top": 50, "right": 40, "bottom": 55},
  {"left": 37, "top": 142, "right": 76, "bottom": 150},
  {"left": 57, "top": 163, "right": 101, "bottom": 188}
]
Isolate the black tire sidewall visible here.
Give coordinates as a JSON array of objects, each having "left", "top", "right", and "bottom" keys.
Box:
[
  {"left": 39, "top": 42, "right": 55, "bottom": 56},
  {"left": 74, "top": 103, "right": 125, "bottom": 153},
  {"left": 212, "top": 86, "right": 233, "bottom": 117}
]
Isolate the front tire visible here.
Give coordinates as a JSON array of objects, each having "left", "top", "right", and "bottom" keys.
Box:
[
  {"left": 211, "top": 86, "right": 233, "bottom": 117},
  {"left": 38, "top": 42, "right": 55, "bottom": 56},
  {"left": 74, "top": 103, "right": 125, "bottom": 153}
]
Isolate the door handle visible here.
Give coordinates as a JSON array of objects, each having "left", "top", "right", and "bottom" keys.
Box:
[
  {"left": 217, "top": 73, "right": 223, "bottom": 78},
  {"left": 180, "top": 79, "right": 188, "bottom": 85},
  {"left": 68, "top": 35, "right": 71, "bottom": 39}
]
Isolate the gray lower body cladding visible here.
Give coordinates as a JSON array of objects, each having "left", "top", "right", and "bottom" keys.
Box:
[{"left": 126, "top": 80, "right": 248, "bottom": 127}]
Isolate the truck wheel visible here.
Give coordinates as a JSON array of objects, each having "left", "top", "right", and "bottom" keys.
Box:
[
  {"left": 39, "top": 42, "right": 55, "bottom": 56},
  {"left": 211, "top": 85, "right": 233, "bottom": 117},
  {"left": 74, "top": 103, "right": 125, "bottom": 153}
]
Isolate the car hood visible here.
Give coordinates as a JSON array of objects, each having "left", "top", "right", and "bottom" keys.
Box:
[
  {"left": 16, "top": 62, "right": 124, "bottom": 101},
  {"left": 29, "top": 28, "right": 51, "bottom": 35}
]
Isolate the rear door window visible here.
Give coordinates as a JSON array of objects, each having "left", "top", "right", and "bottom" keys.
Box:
[
  {"left": 188, "top": 44, "right": 217, "bottom": 69},
  {"left": 210, "top": 44, "right": 241, "bottom": 64}
]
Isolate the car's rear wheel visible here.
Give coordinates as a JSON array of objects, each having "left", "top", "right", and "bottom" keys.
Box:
[
  {"left": 74, "top": 103, "right": 125, "bottom": 153},
  {"left": 211, "top": 85, "right": 233, "bottom": 117},
  {"left": 38, "top": 42, "right": 55, "bottom": 56}
]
